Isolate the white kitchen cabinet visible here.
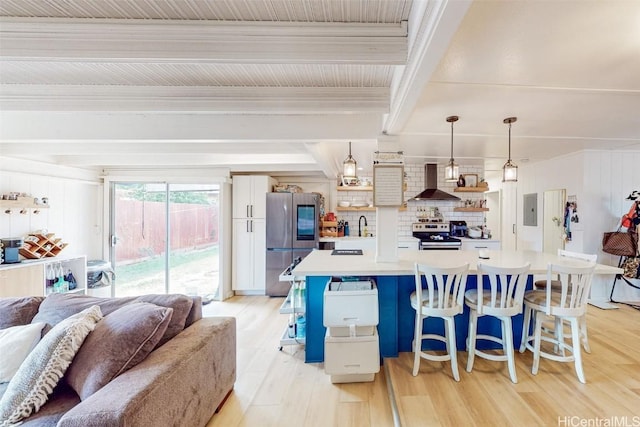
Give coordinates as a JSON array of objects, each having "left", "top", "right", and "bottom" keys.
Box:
[
  {"left": 232, "top": 218, "right": 266, "bottom": 293},
  {"left": 0, "top": 255, "right": 87, "bottom": 298},
  {"left": 232, "top": 175, "right": 276, "bottom": 294},
  {"left": 461, "top": 239, "right": 501, "bottom": 251},
  {"left": 232, "top": 175, "right": 276, "bottom": 219},
  {"left": 398, "top": 237, "right": 420, "bottom": 251},
  {"left": 334, "top": 237, "right": 376, "bottom": 251}
]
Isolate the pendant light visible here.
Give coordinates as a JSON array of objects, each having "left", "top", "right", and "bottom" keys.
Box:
[
  {"left": 444, "top": 115, "right": 459, "bottom": 182},
  {"left": 502, "top": 117, "right": 518, "bottom": 182},
  {"left": 343, "top": 141, "right": 357, "bottom": 179}
]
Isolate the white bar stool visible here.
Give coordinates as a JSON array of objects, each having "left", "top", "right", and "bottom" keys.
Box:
[
  {"left": 411, "top": 262, "right": 469, "bottom": 381},
  {"left": 465, "top": 262, "right": 531, "bottom": 383},
  {"left": 520, "top": 261, "right": 596, "bottom": 383}
]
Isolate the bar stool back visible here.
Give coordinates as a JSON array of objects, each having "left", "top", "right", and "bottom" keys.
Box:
[
  {"left": 465, "top": 262, "right": 531, "bottom": 383},
  {"left": 520, "top": 261, "right": 596, "bottom": 383},
  {"left": 411, "top": 262, "right": 469, "bottom": 381}
]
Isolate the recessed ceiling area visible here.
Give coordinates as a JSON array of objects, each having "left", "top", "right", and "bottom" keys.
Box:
[{"left": 1, "top": 0, "right": 639, "bottom": 177}]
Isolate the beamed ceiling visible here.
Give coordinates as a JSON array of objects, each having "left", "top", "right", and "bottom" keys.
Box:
[{"left": 1, "top": 0, "right": 639, "bottom": 177}]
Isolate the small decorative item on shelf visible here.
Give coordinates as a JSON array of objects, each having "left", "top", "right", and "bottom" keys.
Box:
[
  {"left": 463, "top": 174, "right": 478, "bottom": 187},
  {"left": 457, "top": 174, "right": 466, "bottom": 187}
]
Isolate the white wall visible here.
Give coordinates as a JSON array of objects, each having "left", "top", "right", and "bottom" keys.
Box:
[
  {"left": 518, "top": 150, "right": 640, "bottom": 301},
  {"left": 0, "top": 157, "right": 103, "bottom": 260},
  {"left": 519, "top": 152, "right": 586, "bottom": 253}
]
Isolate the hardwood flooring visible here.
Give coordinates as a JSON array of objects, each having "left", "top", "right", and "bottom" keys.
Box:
[{"left": 204, "top": 297, "right": 640, "bottom": 427}]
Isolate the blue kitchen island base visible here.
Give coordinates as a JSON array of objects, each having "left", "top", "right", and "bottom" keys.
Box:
[{"left": 304, "top": 274, "right": 533, "bottom": 363}]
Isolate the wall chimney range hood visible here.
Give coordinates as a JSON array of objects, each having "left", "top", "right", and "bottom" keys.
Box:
[{"left": 411, "top": 164, "right": 461, "bottom": 201}]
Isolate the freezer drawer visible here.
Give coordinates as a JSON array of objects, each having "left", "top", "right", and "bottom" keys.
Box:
[
  {"left": 323, "top": 280, "right": 378, "bottom": 328},
  {"left": 265, "top": 250, "right": 292, "bottom": 297},
  {"left": 324, "top": 330, "right": 380, "bottom": 376}
]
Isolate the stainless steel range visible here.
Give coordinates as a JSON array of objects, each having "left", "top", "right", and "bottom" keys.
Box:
[{"left": 412, "top": 217, "right": 462, "bottom": 251}]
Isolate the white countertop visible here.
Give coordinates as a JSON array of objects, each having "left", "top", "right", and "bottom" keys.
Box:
[
  {"left": 458, "top": 237, "right": 500, "bottom": 243},
  {"left": 0, "top": 254, "right": 85, "bottom": 271},
  {"left": 319, "top": 236, "right": 419, "bottom": 243},
  {"left": 293, "top": 249, "right": 621, "bottom": 276}
]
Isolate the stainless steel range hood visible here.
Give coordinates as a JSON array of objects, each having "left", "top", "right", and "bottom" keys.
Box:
[{"left": 410, "top": 164, "right": 461, "bottom": 201}]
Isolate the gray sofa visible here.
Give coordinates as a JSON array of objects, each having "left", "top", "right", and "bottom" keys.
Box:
[{"left": 0, "top": 294, "right": 236, "bottom": 427}]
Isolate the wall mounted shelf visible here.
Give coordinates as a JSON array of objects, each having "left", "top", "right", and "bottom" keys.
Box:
[
  {"left": 454, "top": 207, "right": 489, "bottom": 212},
  {"left": 0, "top": 196, "right": 49, "bottom": 213},
  {"left": 337, "top": 186, "right": 373, "bottom": 192},
  {"left": 336, "top": 207, "right": 375, "bottom": 212},
  {"left": 453, "top": 187, "right": 489, "bottom": 193}
]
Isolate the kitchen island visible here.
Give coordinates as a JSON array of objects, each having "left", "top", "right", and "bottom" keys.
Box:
[{"left": 292, "top": 249, "right": 621, "bottom": 363}]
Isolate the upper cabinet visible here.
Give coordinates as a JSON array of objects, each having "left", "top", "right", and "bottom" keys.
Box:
[{"left": 232, "top": 175, "right": 277, "bottom": 219}]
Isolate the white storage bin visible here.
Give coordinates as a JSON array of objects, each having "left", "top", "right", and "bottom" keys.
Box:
[
  {"left": 323, "top": 280, "right": 378, "bottom": 328},
  {"left": 324, "top": 330, "right": 380, "bottom": 380},
  {"left": 327, "top": 325, "right": 375, "bottom": 337}
]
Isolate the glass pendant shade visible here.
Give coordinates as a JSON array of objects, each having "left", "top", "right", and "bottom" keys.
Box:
[
  {"left": 502, "top": 160, "right": 518, "bottom": 182},
  {"left": 343, "top": 141, "right": 357, "bottom": 179},
  {"left": 502, "top": 117, "right": 518, "bottom": 182},
  {"left": 444, "top": 116, "right": 459, "bottom": 182},
  {"left": 444, "top": 160, "right": 459, "bottom": 182}
]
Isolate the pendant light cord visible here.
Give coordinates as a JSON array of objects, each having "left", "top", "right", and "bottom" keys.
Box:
[
  {"left": 450, "top": 120, "right": 454, "bottom": 162},
  {"left": 508, "top": 122, "right": 512, "bottom": 161}
]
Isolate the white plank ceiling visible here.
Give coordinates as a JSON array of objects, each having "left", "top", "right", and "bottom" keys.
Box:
[{"left": 0, "top": 0, "right": 639, "bottom": 177}]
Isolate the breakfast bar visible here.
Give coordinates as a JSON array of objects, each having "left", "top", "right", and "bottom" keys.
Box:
[{"left": 293, "top": 249, "right": 621, "bottom": 363}]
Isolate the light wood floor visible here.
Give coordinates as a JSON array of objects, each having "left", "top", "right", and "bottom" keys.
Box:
[{"left": 204, "top": 297, "right": 640, "bottom": 427}]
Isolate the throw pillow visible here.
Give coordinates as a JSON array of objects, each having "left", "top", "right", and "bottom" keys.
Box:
[
  {"left": 31, "top": 293, "right": 193, "bottom": 347},
  {"left": 0, "top": 305, "right": 102, "bottom": 426},
  {"left": 65, "top": 302, "right": 173, "bottom": 400},
  {"left": 0, "top": 323, "right": 46, "bottom": 383},
  {"left": 0, "top": 297, "right": 45, "bottom": 329}
]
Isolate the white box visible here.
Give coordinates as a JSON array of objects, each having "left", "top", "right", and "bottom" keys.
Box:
[
  {"left": 324, "top": 330, "right": 380, "bottom": 378},
  {"left": 327, "top": 325, "right": 375, "bottom": 337},
  {"left": 323, "top": 280, "right": 378, "bottom": 328}
]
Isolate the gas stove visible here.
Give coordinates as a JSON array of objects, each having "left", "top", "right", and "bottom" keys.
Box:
[{"left": 412, "top": 222, "right": 461, "bottom": 250}]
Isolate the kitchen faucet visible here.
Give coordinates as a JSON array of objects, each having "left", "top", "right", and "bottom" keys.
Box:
[{"left": 358, "top": 215, "right": 368, "bottom": 237}]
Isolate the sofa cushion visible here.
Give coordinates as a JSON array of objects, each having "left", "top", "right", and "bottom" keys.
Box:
[
  {"left": 0, "top": 297, "right": 44, "bottom": 329},
  {"left": 0, "top": 306, "right": 102, "bottom": 426},
  {"left": 32, "top": 293, "right": 193, "bottom": 347},
  {"left": 65, "top": 302, "right": 173, "bottom": 400},
  {"left": 0, "top": 322, "right": 46, "bottom": 383}
]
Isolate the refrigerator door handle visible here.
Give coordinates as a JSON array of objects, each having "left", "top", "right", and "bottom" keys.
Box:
[{"left": 251, "top": 220, "right": 254, "bottom": 232}]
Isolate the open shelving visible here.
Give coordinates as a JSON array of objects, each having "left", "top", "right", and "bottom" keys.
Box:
[
  {"left": 278, "top": 276, "right": 306, "bottom": 350},
  {"left": 337, "top": 186, "right": 373, "bottom": 192},
  {"left": 453, "top": 187, "right": 490, "bottom": 193},
  {"left": 454, "top": 207, "right": 489, "bottom": 212},
  {"left": 0, "top": 196, "right": 49, "bottom": 213}
]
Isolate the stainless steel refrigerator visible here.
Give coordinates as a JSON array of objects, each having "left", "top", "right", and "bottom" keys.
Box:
[{"left": 265, "top": 192, "right": 319, "bottom": 296}]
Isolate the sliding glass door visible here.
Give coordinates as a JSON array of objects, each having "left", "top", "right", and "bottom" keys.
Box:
[{"left": 110, "top": 182, "right": 220, "bottom": 299}]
